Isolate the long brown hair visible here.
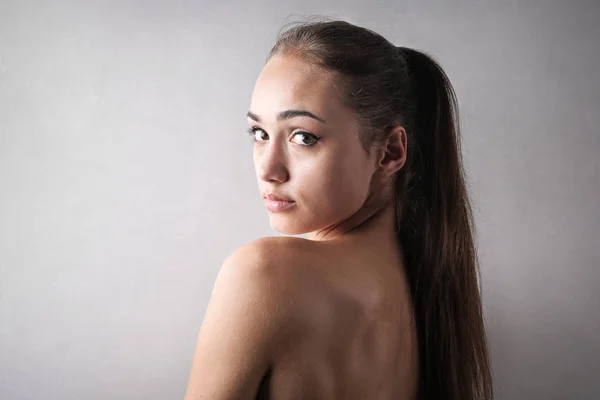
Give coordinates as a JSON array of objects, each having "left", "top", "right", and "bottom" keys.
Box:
[{"left": 267, "top": 17, "right": 493, "bottom": 400}]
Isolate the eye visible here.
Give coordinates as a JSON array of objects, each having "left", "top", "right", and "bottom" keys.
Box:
[
  {"left": 247, "top": 127, "right": 268, "bottom": 142},
  {"left": 291, "top": 131, "right": 320, "bottom": 146}
]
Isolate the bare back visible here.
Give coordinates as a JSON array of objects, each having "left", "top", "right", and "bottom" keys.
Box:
[{"left": 256, "top": 237, "right": 419, "bottom": 400}]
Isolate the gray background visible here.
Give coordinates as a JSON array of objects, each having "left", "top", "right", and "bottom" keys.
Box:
[{"left": 1, "top": 0, "right": 598, "bottom": 399}]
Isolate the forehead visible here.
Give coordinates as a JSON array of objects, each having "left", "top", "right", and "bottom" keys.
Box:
[{"left": 249, "top": 55, "right": 344, "bottom": 122}]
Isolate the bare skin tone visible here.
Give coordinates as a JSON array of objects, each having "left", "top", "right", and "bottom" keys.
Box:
[{"left": 185, "top": 55, "right": 418, "bottom": 399}]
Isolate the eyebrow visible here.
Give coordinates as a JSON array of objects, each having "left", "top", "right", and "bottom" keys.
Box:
[{"left": 247, "top": 109, "right": 327, "bottom": 124}]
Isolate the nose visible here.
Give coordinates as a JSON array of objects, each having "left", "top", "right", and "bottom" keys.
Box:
[{"left": 255, "top": 141, "right": 289, "bottom": 183}]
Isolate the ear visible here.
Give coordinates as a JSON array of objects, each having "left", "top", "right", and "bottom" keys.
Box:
[{"left": 377, "top": 125, "right": 407, "bottom": 176}]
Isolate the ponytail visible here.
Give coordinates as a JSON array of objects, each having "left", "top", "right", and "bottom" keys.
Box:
[{"left": 395, "top": 46, "right": 493, "bottom": 399}]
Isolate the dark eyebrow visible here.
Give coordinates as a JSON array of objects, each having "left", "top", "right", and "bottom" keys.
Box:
[{"left": 247, "top": 110, "right": 327, "bottom": 124}]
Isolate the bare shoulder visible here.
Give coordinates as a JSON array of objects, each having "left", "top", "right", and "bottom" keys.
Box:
[
  {"left": 223, "top": 236, "right": 326, "bottom": 305},
  {"left": 219, "top": 237, "right": 307, "bottom": 298},
  {"left": 230, "top": 236, "right": 334, "bottom": 296},
  {"left": 221, "top": 235, "right": 323, "bottom": 301},
  {"left": 225, "top": 236, "right": 321, "bottom": 277},
  {"left": 184, "top": 237, "right": 316, "bottom": 399},
  {"left": 220, "top": 236, "right": 326, "bottom": 346},
  {"left": 232, "top": 235, "right": 319, "bottom": 256}
]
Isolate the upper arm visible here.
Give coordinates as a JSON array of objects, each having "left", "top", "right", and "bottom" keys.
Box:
[{"left": 184, "top": 241, "right": 291, "bottom": 400}]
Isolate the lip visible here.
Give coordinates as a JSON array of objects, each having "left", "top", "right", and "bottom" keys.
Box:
[
  {"left": 263, "top": 198, "right": 296, "bottom": 212},
  {"left": 263, "top": 193, "right": 293, "bottom": 202},
  {"left": 262, "top": 193, "right": 295, "bottom": 212}
]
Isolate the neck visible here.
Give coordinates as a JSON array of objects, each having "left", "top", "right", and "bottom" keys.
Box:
[{"left": 306, "top": 194, "right": 398, "bottom": 248}]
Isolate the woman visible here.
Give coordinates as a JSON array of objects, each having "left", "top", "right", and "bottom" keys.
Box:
[{"left": 185, "top": 18, "right": 493, "bottom": 400}]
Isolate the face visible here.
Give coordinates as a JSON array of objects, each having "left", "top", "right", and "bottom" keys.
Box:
[{"left": 247, "top": 54, "right": 380, "bottom": 237}]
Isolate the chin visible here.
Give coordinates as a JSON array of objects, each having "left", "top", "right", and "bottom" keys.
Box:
[{"left": 268, "top": 214, "right": 313, "bottom": 235}]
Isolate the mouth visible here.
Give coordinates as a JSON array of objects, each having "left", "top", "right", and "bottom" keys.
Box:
[
  {"left": 262, "top": 196, "right": 296, "bottom": 212},
  {"left": 263, "top": 193, "right": 293, "bottom": 202}
]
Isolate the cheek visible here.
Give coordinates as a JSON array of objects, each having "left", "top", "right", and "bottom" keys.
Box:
[
  {"left": 332, "top": 163, "right": 369, "bottom": 207},
  {"left": 300, "top": 153, "right": 370, "bottom": 213}
]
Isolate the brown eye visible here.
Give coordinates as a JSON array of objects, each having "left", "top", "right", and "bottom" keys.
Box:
[
  {"left": 248, "top": 127, "right": 268, "bottom": 142},
  {"left": 291, "top": 131, "right": 320, "bottom": 146}
]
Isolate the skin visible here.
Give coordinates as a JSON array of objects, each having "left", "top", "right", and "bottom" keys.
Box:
[{"left": 185, "top": 54, "right": 418, "bottom": 399}]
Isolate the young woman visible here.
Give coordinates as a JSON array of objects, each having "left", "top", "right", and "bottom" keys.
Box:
[{"left": 185, "top": 18, "right": 493, "bottom": 400}]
